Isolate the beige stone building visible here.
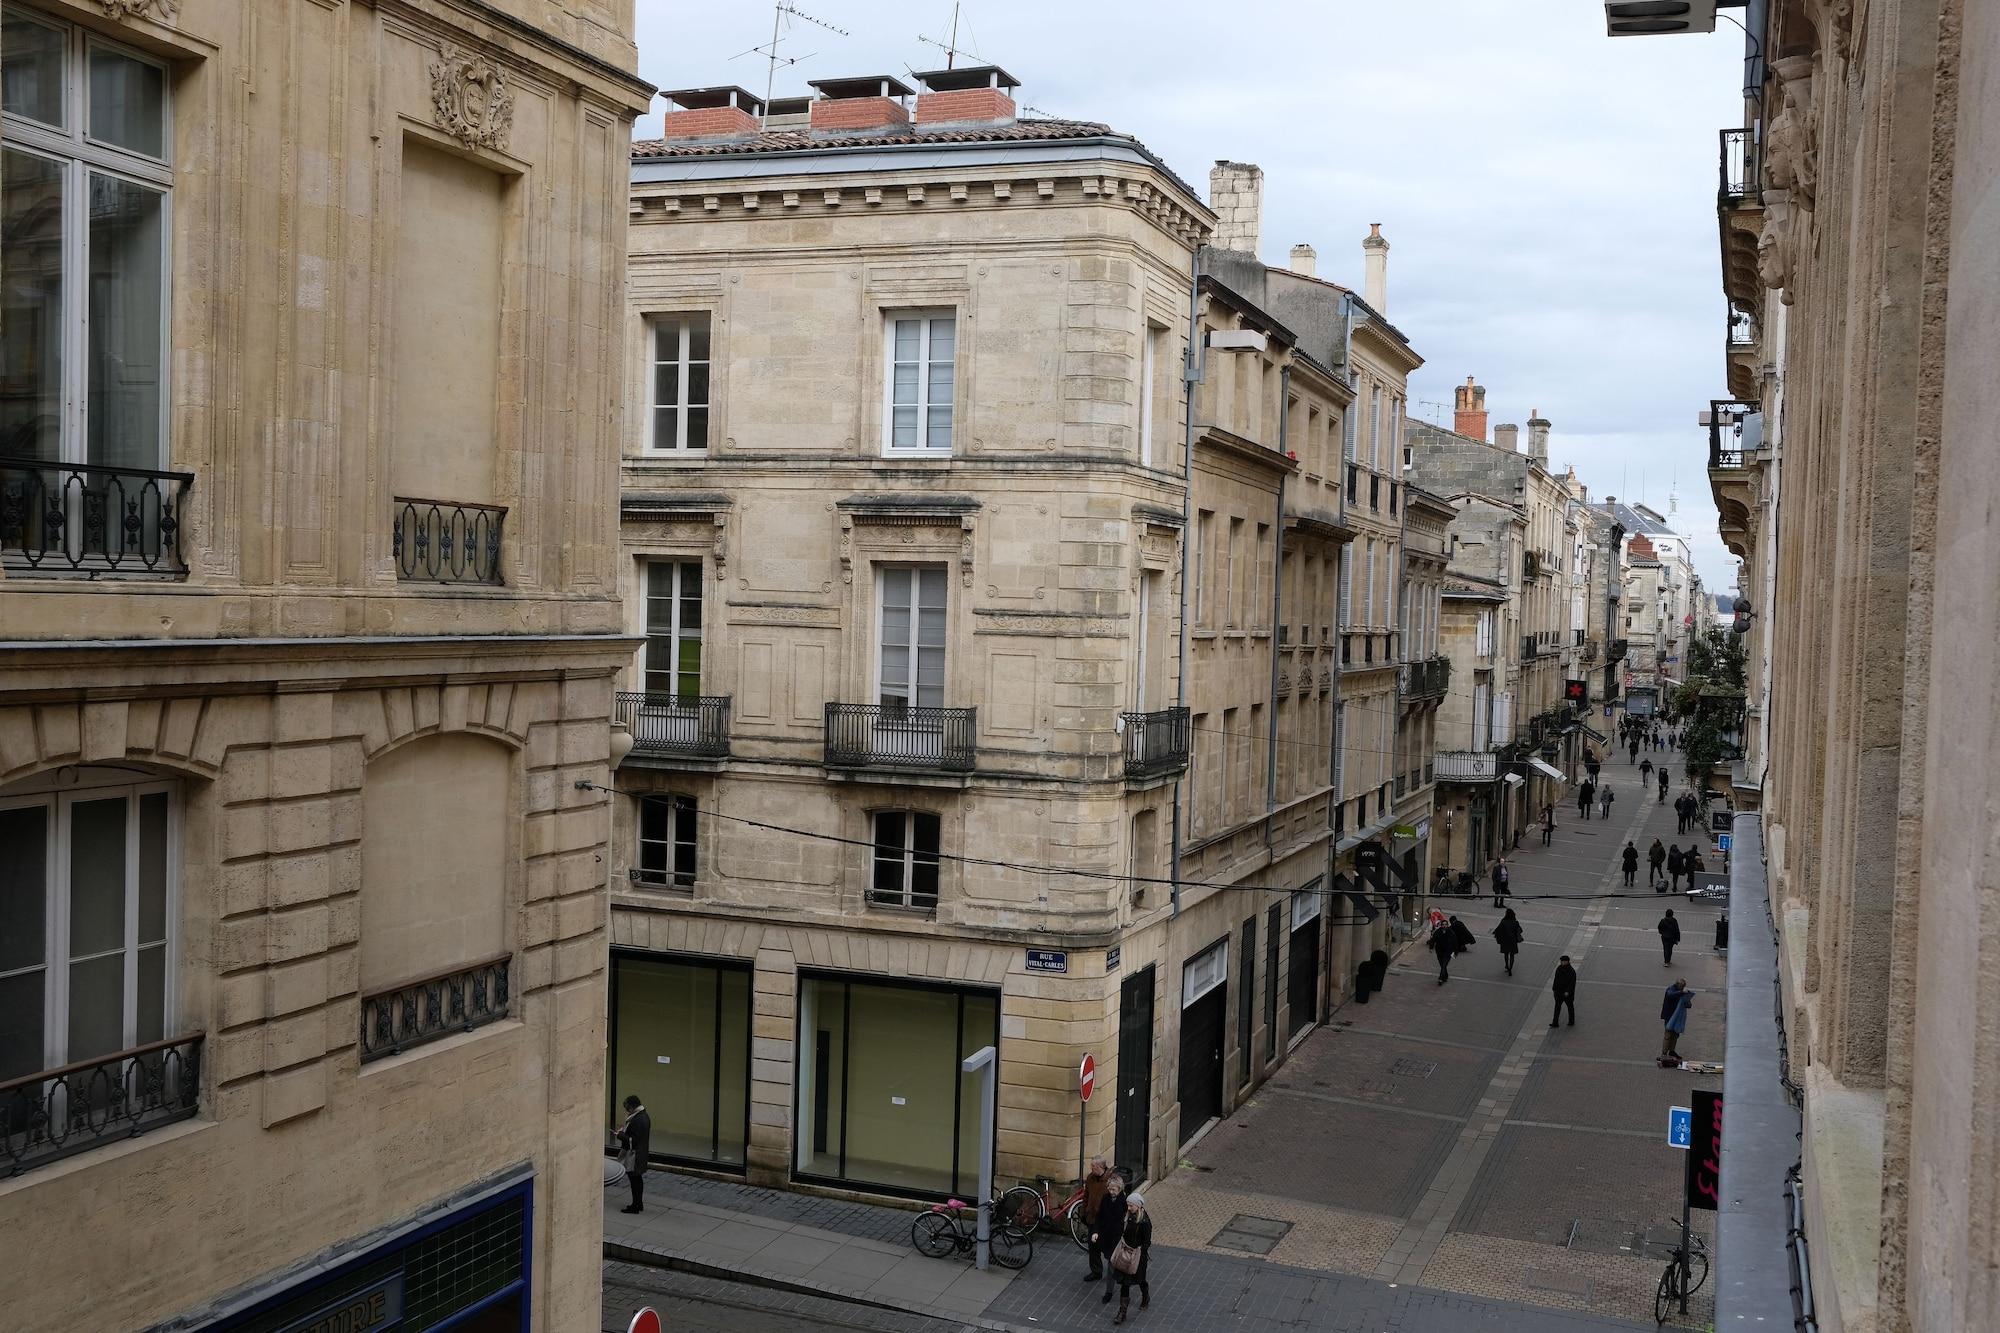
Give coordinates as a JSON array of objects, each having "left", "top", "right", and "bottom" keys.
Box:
[
  {"left": 1619, "top": 0, "right": 2000, "bottom": 1328},
  {"left": 606, "top": 80, "right": 1376, "bottom": 1201},
  {"left": 0, "top": 1, "right": 647, "bottom": 1328}
]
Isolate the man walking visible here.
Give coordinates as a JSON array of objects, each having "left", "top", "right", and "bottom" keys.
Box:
[
  {"left": 1081, "top": 1155, "right": 1112, "bottom": 1281},
  {"left": 1667, "top": 844, "right": 1685, "bottom": 893},
  {"left": 1661, "top": 980, "right": 1694, "bottom": 1060},
  {"left": 1640, "top": 757, "right": 1654, "bottom": 789},
  {"left": 1579, "top": 778, "right": 1595, "bottom": 820},
  {"left": 1658, "top": 908, "right": 1682, "bottom": 965},
  {"left": 616, "top": 1094, "right": 652, "bottom": 1214},
  {"left": 1599, "top": 784, "right": 1615, "bottom": 819},
  {"left": 1658, "top": 766, "right": 1670, "bottom": 803},
  {"left": 1430, "top": 915, "right": 1458, "bottom": 984},
  {"left": 1629, "top": 737, "right": 1641, "bottom": 765},
  {"left": 1621, "top": 841, "right": 1640, "bottom": 888},
  {"left": 1491, "top": 856, "right": 1511, "bottom": 908},
  {"left": 1550, "top": 955, "right": 1578, "bottom": 1027},
  {"left": 1648, "top": 838, "right": 1667, "bottom": 888},
  {"left": 1541, "top": 804, "right": 1556, "bottom": 847}
]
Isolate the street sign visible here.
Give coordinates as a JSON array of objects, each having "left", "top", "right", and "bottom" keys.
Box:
[
  {"left": 1025, "top": 948, "right": 1068, "bottom": 974},
  {"left": 1717, "top": 833, "right": 1733, "bottom": 853},
  {"left": 1667, "top": 1105, "right": 1692, "bottom": 1149},
  {"left": 1687, "top": 1089, "right": 1723, "bottom": 1211},
  {"left": 1710, "top": 808, "right": 1733, "bottom": 834},
  {"left": 1079, "top": 1053, "right": 1096, "bottom": 1102},
  {"left": 1603, "top": 704, "right": 1614, "bottom": 717},
  {"left": 1105, "top": 945, "right": 1121, "bottom": 972},
  {"left": 628, "top": 1309, "right": 662, "bottom": 1333}
]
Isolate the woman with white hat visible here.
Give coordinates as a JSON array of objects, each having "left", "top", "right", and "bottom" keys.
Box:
[{"left": 1111, "top": 1191, "right": 1153, "bottom": 1323}]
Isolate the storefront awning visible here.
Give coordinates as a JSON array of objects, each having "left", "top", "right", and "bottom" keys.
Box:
[
  {"left": 1527, "top": 757, "right": 1567, "bottom": 783},
  {"left": 1501, "top": 773, "right": 1525, "bottom": 787}
]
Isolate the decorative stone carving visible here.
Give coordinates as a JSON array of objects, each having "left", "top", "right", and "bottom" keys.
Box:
[
  {"left": 1767, "top": 56, "right": 1819, "bottom": 210},
  {"left": 428, "top": 44, "right": 515, "bottom": 152},
  {"left": 1803, "top": 0, "right": 1854, "bottom": 60},
  {"left": 1758, "top": 198, "right": 1798, "bottom": 305},
  {"left": 100, "top": 0, "right": 178, "bottom": 20}
]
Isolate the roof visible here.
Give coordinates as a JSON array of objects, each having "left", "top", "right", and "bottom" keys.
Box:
[
  {"left": 1443, "top": 578, "right": 1508, "bottom": 601},
  {"left": 1597, "top": 500, "right": 1677, "bottom": 537},
  {"left": 640, "top": 114, "right": 1114, "bottom": 158}
]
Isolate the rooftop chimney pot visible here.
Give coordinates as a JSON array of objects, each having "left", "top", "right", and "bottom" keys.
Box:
[
  {"left": 1362, "top": 223, "right": 1390, "bottom": 312},
  {"left": 1453, "top": 377, "right": 1489, "bottom": 442},
  {"left": 1526, "top": 410, "right": 1552, "bottom": 468},
  {"left": 1209, "top": 161, "right": 1263, "bottom": 256},
  {"left": 1289, "top": 243, "right": 1317, "bottom": 278},
  {"left": 807, "top": 75, "right": 915, "bottom": 134}
]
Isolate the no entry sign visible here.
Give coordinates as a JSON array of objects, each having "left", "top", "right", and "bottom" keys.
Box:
[
  {"left": 628, "top": 1309, "right": 662, "bottom": 1333},
  {"left": 1078, "top": 1053, "right": 1096, "bottom": 1102}
]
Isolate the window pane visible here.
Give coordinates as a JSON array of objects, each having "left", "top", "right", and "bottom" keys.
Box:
[
  {"left": 136, "top": 941, "right": 164, "bottom": 1043},
  {"left": 843, "top": 983, "right": 956, "bottom": 1193},
  {"left": 686, "top": 363, "right": 709, "bottom": 409},
  {"left": 1, "top": 13, "right": 65, "bottom": 127},
  {"left": 0, "top": 805, "right": 48, "bottom": 973},
  {"left": 65, "top": 951, "right": 123, "bottom": 1061},
  {"left": 714, "top": 967, "right": 749, "bottom": 1164},
  {"left": 685, "top": 407, "right": 708, "bottom": 451},
  {"left": 926, "top": 360, "right": 953, "bottom": 407},
  {"left": 0, "top": 149, "right": 65, "bottom": 464},
  {"left": 87, "top": 174, "right": 165, "bottom": 470},
  {"left": 0, "top": 969, "right": 46, "bottom": 1081},
  {"left": 892, "top": 362, "right": 918, "bottom": 406},
  {"left": 88, "top": 45, "right": 166, "bottom": 159},
  {"left": 677, "top": 562, "right": 702, "bottom": 626},
  {"left": 653, "top": 318, "right": 681, "bottom": 362},
  {"left": 927, "top": 316, "right": 954, "bottom": 356},
  {"left": 672, "top": 799, "right": 697, "bottom": 885},
  {"left": 925, "top": 408, "right": 952, "bottom": 451},
  {"left": 891, "top": 406, "right": 917, "bottom": 448},
  {"left": 68, "top": 796, "right": 127, "bottom": 958},
  {"left": 954, "top": 992, "right": 998, "bottom": 1195},
  {"left": 893, "top": 319, "right": 920, "bottom": 360},
  {"left": 654, "top": 362, "right": 680, "bottom": 408},
  {"left": 137, "top": 793, "right": 167, "bottom": 944},
  {"left": 686, "top": 315, "right": 710, "bottom": 362}
]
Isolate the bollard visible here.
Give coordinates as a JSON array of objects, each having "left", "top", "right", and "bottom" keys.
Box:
[{"left": 1715, "top": 912, "right": 1730, "bottom": 952}]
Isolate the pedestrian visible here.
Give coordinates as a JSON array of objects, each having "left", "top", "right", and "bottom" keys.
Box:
[
  {"left": 1112, "top": 1192, "right": 1153, "bottom": 1323},
  {"left": 1081, "top": 1155, "right": 1112, "bottom": 1281},
  {"left": 1659, "top": 908, "right": 1682, "bottom": 965},
  {"left": 1491, "top": 857, "right": 1510, "bottom": 908},
  {"left": 1621, "top": 841, "right": 1640, "bottom": 887},
  {"left": 1092, "top": 1169, "right": 1127, "bottom": 1304},
  {"left": 1578, "top": 779, "right": 1595, "bottom": 820},
  {"left": 1661, "top": 980, "right": 1695, "bottom": 1060},
  {"left": 616, "top": 1094, "right": 652, "bottom": 1214},
  {"left": 1658, "top": 767, "right": 1670, "bottom": 803},
  {"left": 1451, "top": 914, "right": 1477, "bottom": 955},
  {"left": 1493, "top": 908, "right": 1524, "bottom": 976},
  {"left": 1550, "top": 955, "right": 1578, "bottom": 1027},
  {"left": 1629, "top": 738, "right": 1640, "bottom": 765},
  {"left": 1674, "top": 793, "right": 1690, "bottom": 833},
  {"left": 1667, "top": 844, "right": 1685, "bottom": 893},
  {"left": 1541, "top": 804, "right": 1556, "bottom": 847},
  {"left": 1687, "top": 848, "right": 1707, "bottom": 880},
  {"left": 1600, "top": 784, "right": 1615, "bottom": 819},
  {"left": 1648, "top": 838, "right": 1667, "bottom": 888},
  {"left": 1430, "top": 916, "right": 1457, "bottom": 984},
  {"left": 1586, "top": 754, "right": 1601, "bottom": 783}
]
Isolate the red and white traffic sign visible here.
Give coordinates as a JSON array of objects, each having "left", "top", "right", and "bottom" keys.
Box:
[
  {"left": 628, "top": 1307, "right": 662, "bottom": 1333},
  {"left": 1078, "top": 1053, "right": 1096, "bottom": 1102}
]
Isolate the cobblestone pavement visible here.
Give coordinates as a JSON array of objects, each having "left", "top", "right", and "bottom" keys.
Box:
[{"left": 1132, "top": 767, "right": 1727, "bottom": 1329}]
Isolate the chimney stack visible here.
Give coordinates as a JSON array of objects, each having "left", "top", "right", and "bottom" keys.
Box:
[
  {"left": 1453, "top": 377, "right": 1488, "bottom": 441},
  {"left": 1494, "top": 423, "right": 1520, "bottom": 454},
  {"left": 1526, "top": 410, "right": 1551, "bottom": 467},
  {"left": 1209, "top": 161, "right": 1263, "bottom": 256},
  {"left": 661, "top": 86, "right": 766, "bottom": 141},
  {"left": 912, "top": 65, "right": 1019, "bottom": 126},
  {"left": 1289, "top": 243, "right": 1317, "bottom": 277},
  {"left": 1362, "top": 223, "right": 1389, "bottom": 311},
  {"left": 806, "top": 75, "right": 915, "bottom": 134}
]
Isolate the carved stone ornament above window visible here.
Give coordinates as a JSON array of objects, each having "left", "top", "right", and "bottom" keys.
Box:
[
  {"left": 100, "top": 0, "right": 179, "bottom": 21},
  {"left": 428, "top": 44, "right": 515, "bottom": 152}
]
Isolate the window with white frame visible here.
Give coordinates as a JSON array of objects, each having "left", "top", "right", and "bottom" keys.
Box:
[
  {"left": 1472, "top": 682, "right": 1492, "bottom": 750},
  {"left": 636, "top": 794, "right": 697, "bottom": 888},
  {"left": 1476, "top": 608, "right": 1495, "bottom": 657},
  {"left": 646, "top": 314, "right": 710, "bottom": 452},
  {"left": 0, "top": 774, "right": 176, "bottom": 1082},
  {"left": 1363, "top": 540, "right": 1376, "bottom": 627},
  {"left": 884, "top": 309, "right": 955, "bottom": 453},
  {"left": 877, "top": 566, "right": 946, "bottom": 709},
  {"left": 642, "top": 560, "right": 704, "bottom": 700},
  {"left": 870, "top": 810, "right": 940, "bottom": 910},
  {"left": 1181, "top": 937, "right": 1228, "bottom": 1007},
  {"left": 0, "top": 7, "right": 171, "bottom": 472}
]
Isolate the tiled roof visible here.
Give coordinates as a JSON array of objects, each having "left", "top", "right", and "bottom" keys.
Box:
[
  {"left": 1598, "top": 500, "right": 1677, "bottom": 536},
  {"left": 632, "top": 117, "right": 1118, "bottom": 160}
]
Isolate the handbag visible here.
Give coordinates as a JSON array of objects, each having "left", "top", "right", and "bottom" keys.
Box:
[{"left": 1111, "top": 1239, "right": 1141, "bottom": 1275}]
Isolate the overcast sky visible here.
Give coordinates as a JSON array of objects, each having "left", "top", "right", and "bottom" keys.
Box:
[{"left": 633, "top": 0, "right": 1748, "bottom": 592}]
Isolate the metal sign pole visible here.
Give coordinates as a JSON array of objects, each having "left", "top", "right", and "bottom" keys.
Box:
[
  {"left": 962, "top": 1045, "right": 997, "bottom": 1271},
  {"left": 1680, "top": 1144, "right": 1694, "bottom": 1315}
]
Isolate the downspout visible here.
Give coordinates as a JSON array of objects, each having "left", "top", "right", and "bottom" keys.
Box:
[
  {"left": 1265, "top": 365, "right": 1290, "bottom": 847},
  {"left": 1168, "top": 252, "right": 1202, "bottom": 918},
  {"left": 1327, "top": 296, "right": 1356, "bottom": 888}
]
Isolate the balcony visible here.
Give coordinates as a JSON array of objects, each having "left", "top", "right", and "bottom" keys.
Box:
[
  {"left": 1609, "top": 638, "right": 1630, "bottom": 664},
  {"left": 1718, "top": 126, "right": 1764, "bottom": 312},
  {"left": 392, "top": 496, "right": 506, "bottom": 584},
  {"left": 1708, "top": 399, "right": 1761, "bottom": 558},
  {"left": 1397, "top": 655, "right": 1450, "bottom": 702},
  {"left": 360, "top": 955, "right": 512, "bottom": 1062},
  {"left": 1726, "top": 302, "right": 1761, "bottom": 399},
  {"left": 614, "top": 692, "right": 731, "bottom": 762},
  {"left": 825, "top": 703, "right": 977, "bottom": 773},
  {"left": 1581, "top": 638, "right": 1601, "bottom": 663},
  {"left": 1122, "top": 706, "right": 1191, "bottom": 779},
  {"left": 2, "top": 1035, "right": 203, "bottom": 1179},
  {"left": 1433, "top": 750, "right": 1498, "bottom": 782},
  {"left": 0, "top": 457, "right": 193, "bottom": 578},
  {"left": 1521, "top": 634, "right": 1543, "bottom": 661}
]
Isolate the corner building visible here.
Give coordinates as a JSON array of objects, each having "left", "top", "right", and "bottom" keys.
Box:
[{"left": 0, "top": 1, "right": 649, "bottom": 1328}]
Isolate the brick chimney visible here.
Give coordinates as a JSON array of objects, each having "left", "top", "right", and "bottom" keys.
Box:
[
  {"left": 1494, "top": 423, "right": 1520, "bottom": 454},
  {"left": 1526, "top": 410, "right": 1551, "bottom": 467},
  {"left": 1288, "top": 243, "right": 1317, "bottom": 277},
  {"left": 1362, "top": 223, "right": 1389, "bottom": 312},
  {"left": 912, "top": 65, "right": 1019, "bottom": 126},
  {"left": 807, "top": 75, "right": 915, "bottom": 134},
  {"left": 661, "top": 86, "right": 765, "bottom": 140},
  {"left": 1453, "top": 377, "right": 1488, "bottom": 441},
  {"left": 1209, "top": 161, "right": 1263, "bottom": 256}
]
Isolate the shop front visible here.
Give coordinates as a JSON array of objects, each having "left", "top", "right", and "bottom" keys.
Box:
[
  {"left": 1286, "top": 886, "right": 1322, "bottom": 1039},
  {"left": 607, "top": 950, "right": 752, "bottom": 1170},
  {"left": 1176, "top": 937, "right": 1228, "bottom": 1145}
]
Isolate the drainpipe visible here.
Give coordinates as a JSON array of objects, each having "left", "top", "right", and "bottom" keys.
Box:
[
  {"left": 1265, "top": 365, "right": 1290, "bottom": 847},
  {"left": 1168, "top": 252, "right": 1202, "bottom": 918},
  {"left": 1326, "top": 295, "right": 1356, "bottom": 898}
]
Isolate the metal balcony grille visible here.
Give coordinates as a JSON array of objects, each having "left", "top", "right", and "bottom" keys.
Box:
[
  {"left": 615, "top": 692, "right": 731, "bottom": 759},
  {"left": 1, "top": 1034, "right": 203, "bottom": 1178},
  {"left": 1719, "top": 127, "right": 1758, "bottom": 204},
  {"left": 1433, "top": 750, "right": 1499, "bottom": 781},
  {"left": 360, "top": 955, "right": 511, "bottom": 1062},
  {"left": 1708, "top": 399, "right": 1759, "bottom": 469},
  {"left": 0, "top": 457, "right": 193, "bottom": 577},
  {"left": 1122, "top": 706, "right": 1191, "bottom": 778},
  {"left": 824, "top": 703, "right": 976, "bottom": 772},
  {"left": 392, "top": 497, "right": 506, "bottom": 584}
]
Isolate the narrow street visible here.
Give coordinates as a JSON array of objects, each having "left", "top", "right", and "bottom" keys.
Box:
[{"left": 1098, "top": 761, "right": 1728, "bottom": 1327}]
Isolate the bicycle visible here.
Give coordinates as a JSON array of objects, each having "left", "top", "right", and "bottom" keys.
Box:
[
  {"left": 994, "top": 1175, "right": 1094, "bottom": 1251},
  {"left": 911, "top": 1198, "right": 1032, "bottom": 1270},
  {"left": 1653, "top": 1224, "right": 1709, "bottom": 1324}
]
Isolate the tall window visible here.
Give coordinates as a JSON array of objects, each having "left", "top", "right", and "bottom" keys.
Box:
[
  {"left": 877, "top": 566, "right": 946, "bottom": 708},
  {"left": 1368, "top": 386, "right": 1382, "bottom": 467},
  {"left": 1476, "top": 608, "right": 1495, "bottom": 657},
  {"left": 0, "top": 9, "right": 171, "bottom": 471},
  {"left": 1363, "top": 540, "right": 1376, "bottom": 628},
  {"left": 637, "top": 794, "right": 697, "bottom": 888},
  {"left": 643, "top": 561, "right": 703, "bottom": 700},
  {"left": 885, "top": 309, "right": 955, "bottom": 453},
  {"left": 0, "top": 776, "right": 175, "bottom": 1082},
  {"left": 647, "top": 314, "right": 711, "bottom": 453},
  {"left": 1473, "top": 683, "right": 1492, "bottom": 750},
  {"left": 1225, "top": 517, "right": 1243, "bottom": 628},
  {"left": 1193, "top": 510, "right": 1213, "bottom": 626},
  {"left": 870, "top": 811, "right": 940, "bottom": 910},
  {"left": 1141, "top": 323, "right": 1169, "bottom": 467}
]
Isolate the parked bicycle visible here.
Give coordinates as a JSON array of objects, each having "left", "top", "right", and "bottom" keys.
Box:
[
  {"left": 993, "top": 1175, "right": 1094, "bottom": 1250},
  {"left": 911, "top": 1198, "right": 1032, "bottom": 1269},
  {"left": 1653, "top": 1223, "right": 1709, "bottom": 1324}
]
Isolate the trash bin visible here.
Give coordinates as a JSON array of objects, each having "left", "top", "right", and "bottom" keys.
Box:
[{"left": 1715, "top": 912, "right": 1730, "bottom": 952}]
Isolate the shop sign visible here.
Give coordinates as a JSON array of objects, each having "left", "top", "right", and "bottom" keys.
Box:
[
  {"left": 1025, "top": 948, "right": 1068, "bottom": 975},
  {"left": 1414, "top": 817, "right": 1430, "bottom": 842},
  {"left": 278, "top": 1277, "right": 403, "bottom": 1333},
  {"left": 1105, "top": 945, "right": 1121, "bottom": 972}
]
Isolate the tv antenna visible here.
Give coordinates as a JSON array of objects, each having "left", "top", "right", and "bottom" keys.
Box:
[
  {"left": 917, "top": 2, "right": 975, "bottom": 68},
  {"left": 733, "top": 3, "right": 850, "bottom": 110}
]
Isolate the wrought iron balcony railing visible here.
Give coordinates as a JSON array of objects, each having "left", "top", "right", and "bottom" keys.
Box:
[
  {"left": 1521, "top": 634, "right": 1543, "bottom": 661},
  {"left": 1397, "top": 655, "right": 1450, "bottom": 702},
  {"left": 1122, "top": 706, "right": 1191, "bottom": 778},
  {"left": 1433, "top": 750, "right": 1498, "bottom": 782},
  {"left": 2, "top": 1034, "right": 203, "bottom": 1178},
  {"left": 1719, "top": 127, "right": 1758, "bottom": 205},
  {"left": 1609, "top": 638, "right": 1630, "bottom": 664},
  {"left": 824, "top": 703, "right": 976, "bottom": 772},
  {"left": 1728, "top": 304, "right": 1758, "bottom": 348},
  {"left": 0, "top": 456, "right": 193, "bottom": 577},
  {"left": 392, "top": 497, "right": 506, "bottom": 584},
  {"left": 1708, "top": 399, "right": 1759, "bottom": 470},
  {"left": 359, "top": 954, "right": 511, "bottom": 1062},
  {"left": 1581, "top": 638, "right": 1601, "bottom": 663},
  {"left": 614, "top": 692, "right": 731, "bottom": 759}
]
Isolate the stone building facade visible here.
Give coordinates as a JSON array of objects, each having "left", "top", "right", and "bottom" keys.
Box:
[{"left": 0, "top": 2, "right": 648, "bottom": 1329}]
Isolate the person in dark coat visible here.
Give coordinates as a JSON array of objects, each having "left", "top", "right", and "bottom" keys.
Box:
[
  {"left": 1658, "top": 766, "right": 1671, "bottom": 803},
  {"left": 1430, "top": 918, "right": 1458, "bottom": 984},
  {"left": 616, "top": 1094, "right": 652, "bottom": 1214},
  {"left": 1491, "top": 857, "right": 1511, "bottom": 908},
  {"left": 1648, "top": 839, "right": 1667, "bottom": 888},
  {"left": 1493, "top": 908, "right": 1524, "bottom": 976},
  {"left": 1541, "top": 804, "right": 1556, "bottom": 847},
  {"left": 1667, "top": 845, "right": 1686, "bottom": 893},
  {"left": 1578, "top": 778, "right": 1595, "bottom": 820},
  {"left": 1662, "top": 980, "right": 1695, "bottom": 1059},
  {"left": 1450, "top": 915, "right": 1476, "bottom": 954},
  {"left": 1659, "top": 909, "right": 1682, "bottom": 965},
  {"left": 1081, "top": 1155, "right": 1112, "bottom": 1280},
  {"left": 1092, "top": 1170, "right": 1127, "bottom": 1302},
  {"left": 1621, "top": 841, "right": 1640, "bottom": 887},
  {"left": 1586, "top": 754, "right": 1602, "bottom": 783},
  {"left": 1629, "top": 738, "right": 1641, "bottom": 765},
  {"left": 1112, "top": 1193, "right": 1153, "bottom": 1323},
  {"left": 1599, "top": 784, "right": 1615, "bottom": 819},
  {"left": 1550, "top": 955, "right": 1578, "bottom": 1026},
  {"left": 1640, "top": 757, "right": 1654, "bottom": 787},
  {"left": 1687, "top": 849, "right": 1708, "bottom": 878}
]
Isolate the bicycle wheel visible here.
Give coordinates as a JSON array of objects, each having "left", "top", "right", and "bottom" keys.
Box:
[
  {"left": 1654, "top": 1262, "right": 1681, "bottom": 1325},
  {"left": 1066, "top": 1199, "right": 1092, "bottom": 1251},
  {"left": 997, "top": 1184, "right": 1044, "bottom": 1237},
  {"left": 1686, "top": 1246, "right": 1710, "bottom": 1295},
  {"left": 990, "top": 1225, "right": 1032, "bottom": 1270},
  {"left": 912, "top": 1211, "right": 957, "bottom": 1258}
]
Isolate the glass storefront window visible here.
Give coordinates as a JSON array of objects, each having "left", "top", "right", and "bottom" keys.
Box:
[
  {"left": 607, "top": 952, "right": 750, "bottom": 1168},
  {"left": 795, "top": 974, "right": 998, "bottom": 1198}
]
